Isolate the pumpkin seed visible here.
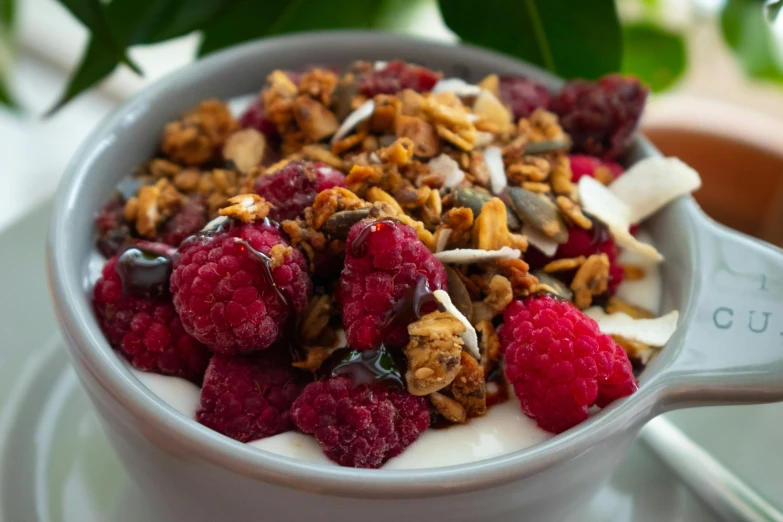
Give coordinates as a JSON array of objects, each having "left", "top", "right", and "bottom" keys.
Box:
[
  {"left": 322, "top": 209, "right": 371, "bottom": 239},
  {"left": 445, "top": 266, "right": 473, "bottom": 321},
  {"left": 452, "top": 187, "right": 520, "bottom": 230},
  {"left": 532, "top": 271, "right": 574, "bottom": 301},
  {"left": 506, "top": 187, "right": 568, "bottom": 243}
]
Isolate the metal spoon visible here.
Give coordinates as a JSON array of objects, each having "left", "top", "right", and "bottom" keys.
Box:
[{"left": 640, "top": 416, "right": 783, "bottom": 522}]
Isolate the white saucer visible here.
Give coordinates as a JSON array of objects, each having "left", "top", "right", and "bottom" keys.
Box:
[{"left": 2, "top": 202, "right": 777, "bottom": 522}]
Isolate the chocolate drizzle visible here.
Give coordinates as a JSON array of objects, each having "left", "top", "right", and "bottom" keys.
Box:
[
  {"left": 115, "top": 245, "right": 172, "bottom": 298},
  {"left": 379, "top": 276, "right": 439, "bottom": 340},
  {"left": 324, "top": 346, "right": 405, "bottom": 389}
]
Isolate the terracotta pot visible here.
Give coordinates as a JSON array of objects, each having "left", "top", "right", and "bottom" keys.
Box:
[{"left": 643, "top": 96, "right": 783, "bottom": 247}]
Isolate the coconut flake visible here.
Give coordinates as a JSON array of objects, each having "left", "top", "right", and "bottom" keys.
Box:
[
  {"left": 435, "top": 228, "right": 452, "bottom": 253},
  {"left": 432, "top": 78, "right": 482, "bottom": 97},
  {"left": 523, "top": 224, "right": 558, "bottom": 257},
  {"left": 610, "top": 157, "right": 702, "bottom": 224},
  {"left": 484, "top": 146, "right": 506, "bottom": 195},
  {"left": 428, "top": 154, "right": 465, "bottom": 188},
  {"left": 370, "top": 152, "right": 381, "bottom": 164},
  {"left": 584, "top": 308, "right": 679, "bottom": 347},
  {"left": 433, "top": 290, "right": 479, "bottom": 358},
  {"left": 331, "top": 99, "right": 375, "bottom": 144},
  {"left": 435, "top": 247, "right": 521, "bottom": 264},
  {"left": 578, "top": 176, "right": 664, "bottom": 263},
  {"left": 201, "top": 215, "right": 228, "bottom": 232}
]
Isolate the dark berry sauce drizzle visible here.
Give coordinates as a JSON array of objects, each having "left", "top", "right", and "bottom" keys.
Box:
[
  {"left": 325, "top": 346, "right": 405, "bottom": 388},
  {"left": 115, "top": 245, "right": 172, "bottom": 298}
]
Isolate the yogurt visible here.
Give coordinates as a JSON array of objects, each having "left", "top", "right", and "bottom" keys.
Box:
[{"left": 108, "top": 232, "right": 662, "bottom": 469}]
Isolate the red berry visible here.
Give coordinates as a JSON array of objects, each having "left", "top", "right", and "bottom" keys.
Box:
[
  {"left": 500, "top": 296, "right": 637, "bottom": 433},
  {"left": 95, "top": 195, "right": 134, "bottom": 257},
  {"left": 171, "top": 220, "right": 311, "bottom": 354},
  {"left": 93, "top": 242, "right": 211, "bottom": 383},
  {"left": 196, "top": 351, "right": 304, "bottom": 442},
  {"left": 291, "top": 376, "right": 430, "bottom": 468},
  {"left": 556, "top": 226, "right": 624, "bottom": 295},
  {"left": 239, "top": 99, "right": 279, "bottom": 142},
  {"left": 568, "top": 154, "right": 624, "bottom": 183},
  {"left": 552, "top": 74, "right": 648, "bottom": 160},
  {"left": 338, "top": 219, "right": 447, "bottom": 350},
  {"left": 358, "top": 60, "right": 441, "bottom": 97},
  {"left": 156, "top": 195, "right": 208, "bottom": 247},
  {"left": 498, "top": 75, "right": 551, "bottom": 120},
  {"left": 254, "top": 160, "right": 345, "bottom": 221}
]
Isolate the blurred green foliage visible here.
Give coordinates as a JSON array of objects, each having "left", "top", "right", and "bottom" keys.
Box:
[{"left": 0, "top": 0, "right": 780, "bottom": 112}]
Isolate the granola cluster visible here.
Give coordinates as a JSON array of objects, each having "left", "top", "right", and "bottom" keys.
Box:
[{"left": 94, "top": 60, "right": 670, "bottom": 449}]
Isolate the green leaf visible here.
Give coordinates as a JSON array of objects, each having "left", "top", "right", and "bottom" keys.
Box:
[
  {"left": 721, "top": 0, "right": 783, "bottom": 83},
  {"left": 47, "top": 37, "right": 119, "bottom": 115},
  {"left": 621, "top": 23, "right": 685, "bottom": 92},
  {"left": 199, "top": 0, "right": 405, "bottom": 56},
  {"left": 437, "top": 0, "right": 622, "bottom": 79},
  {"left": 767, "top": 0, "right": 782, "bottom": 21},
  {"left": 1, "top": 0, "right": 14, "bottom": 28},
  {"left": 57, "top": 0, "right": 132, "bottom": 63}
]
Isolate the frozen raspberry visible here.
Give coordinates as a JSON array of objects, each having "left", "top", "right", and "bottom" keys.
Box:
[
  {"left": 291, "top": 376, "right": 430, "bottom": 468},
  {"left": 254, "top": 160, "right": 345, "bottom": 221},
  {"left": 552, "top": 74, "right": 648, "bottom": 160},
  {"left": 568, "top": 154, "right": 624, "bottom": 183},
  {"left": 156, "top": 195, "right": 208, "bottom": 247},
  {"left": 171, "top": 219, "right": 311, "bottom": 354},
  {"left": 338, "top": 219, "right": 447, "bottom": 350},
  {"left": 358, "top": 60, "right": 441, "bottom": 97},
  {"left": 196, "top": 351, "right": 304, "bottom": 442},
  {"left": 555, "top": 226, "right": 624, "bottom": 295},
  {"left": 498, "top": 75, "right": 551, "bottom": 120},
  {"left": 500, "top": 296, "right": 637, "bottom": 433},
  {"left": 93, "top": 242, "right": 211, "bottom": 383},
  {"left": 95, "top": 195, "right": 134, "bottom": 257},
  {"left": 239, "top": 98, "right": 280, "bottom": 143}
]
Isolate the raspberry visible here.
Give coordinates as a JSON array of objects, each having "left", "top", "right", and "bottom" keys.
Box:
[
  {"left": 500, "top": 296, "right": 637, "bottom": 433},
  {"left": 552, "top": 74, "right": 648, "bottom": 160},
  {"left": 93, "top": 242, "right": 211, "bottom": 383},
  {"left": 156, "top": 195, "right": 208, "bottom": 247},
  {"left": 291, "top": 376, "right": 430, "bottom": 468},
  {"left": 338, "top": 219, "right": 447, "bottom": 350},
  {"left": 555, "top": 226, "right": 624, "bottom": 295},
  {"left": 358, "top": 60, "right": 441, "bottom": 97},
  {"left": 171, "top": 219, "right": 312, "bottom": 354},
  {"left": 196, "top": 351, "right": 304, "bottom": 442},
  {"left": 498, "top": 75, "right": 551, "bottom": 120},
  {"left": 254, "top": 160, "right": 345, "bottom": 221},
  {"left": 239, "top": 99, "right": 280, "bottom": 143},
  {"left": 95, "top": 195, "right": 134, "bottom": 257},
  {"left": 568, "top": 154, "right": 624, "bottom": 183}
]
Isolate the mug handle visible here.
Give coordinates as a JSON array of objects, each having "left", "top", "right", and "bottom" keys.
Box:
[{"left": 654, "top": 206, "right": 783, "bottom": 411}]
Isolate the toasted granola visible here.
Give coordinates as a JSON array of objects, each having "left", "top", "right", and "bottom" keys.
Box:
[{"left": 93, "top": 60, "right": 680, "bottom": 463}]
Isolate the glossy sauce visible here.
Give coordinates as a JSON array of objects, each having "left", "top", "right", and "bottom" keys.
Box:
[
  {"left": 326, "top": 346, "right": 405, "bottom": 389},
  {"left": 115, "top": 245, "right": 172, "bottom": 298}
]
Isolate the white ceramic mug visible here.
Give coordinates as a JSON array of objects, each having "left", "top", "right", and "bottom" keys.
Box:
[{"left": 47, "top": 32, "right": 783, "bottom": 522}]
